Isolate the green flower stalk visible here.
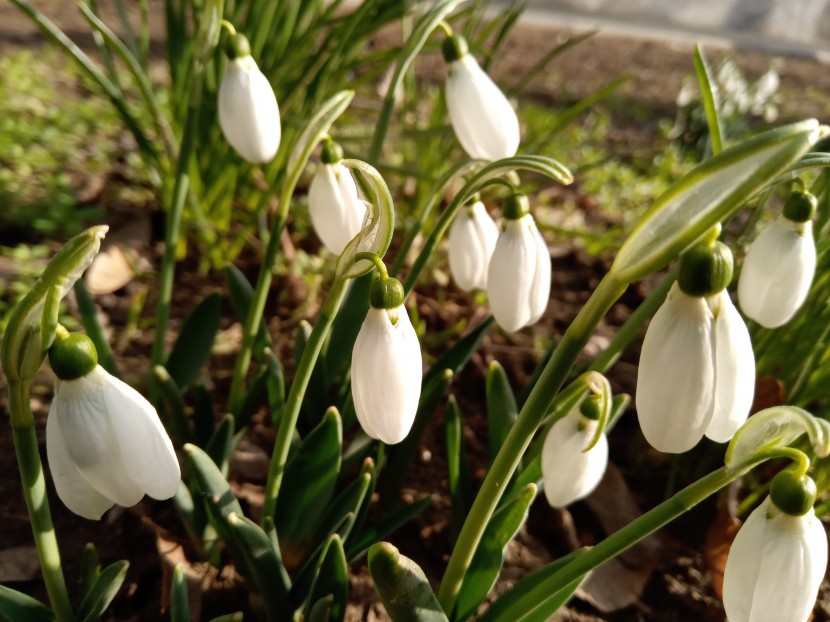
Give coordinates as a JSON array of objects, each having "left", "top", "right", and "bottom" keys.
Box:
[{"left": 1, "top": 226, "right": 108, "bottom": 622}]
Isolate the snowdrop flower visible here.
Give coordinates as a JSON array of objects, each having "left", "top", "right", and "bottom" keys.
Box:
[
  {"left": 218, "top": 33, "right": 281, "bottom": 163},
  {"left": 637, "top": 239, "right": 755, "bottom": 453},
  {"left": 448, "top": 197, "right": 498, "bottom": 291},
  {"left": 723, "top": 472, "right": 826, "bottom": 622},
  {"left": 738, "top": 190, "right": 817, "bottom": 328},
  {"left": 541, "top": 397, "right": 609, "bottom": 508},
  {"left": 352, "top": 273, "right": 422, "bottom": 445},
  {"left": 443, "top": 34, "right": 520, "bottom": 161},
  {"left": 46, "top": 330, "right": 180, "bottom": 520},
  {"left": 487, "top": 193, "right": 551, "bottom": 332},
  {"left": 308, "top": 139, "right": 367, "bottom": 255}
]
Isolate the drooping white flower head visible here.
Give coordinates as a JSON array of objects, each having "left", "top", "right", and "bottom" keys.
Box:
[
  {"left": 636, "top": 240, "right": 755, "bottom": 453},
  {"left": 448, "top": 198, "right": 499, "bottom": 291},
  {"left": 218, "top": 33, "right": 281, "bottom": 164},
  {"left": 308, "top": 140, "right": 367, "bottom": 255},
  {"left": 46, "top": 332, "right": 180, "bottom": 520},
  {"left": 738, "top": 191, "right": 818, "bottom": 328},
  {"left": 487, "top": 194, "right": 551, "bottom": 332},
  {"left": 443, "top": 34, "right": 520, "bottom": 161},
  {"left": 352, "top": 276, "right": 422, "bottom": 445},
  {"left": 541, "top": 405, "right": 609, "bottom": 508},
  {"left": 723, "top": 475, "right": 827, "bottom": 622}
]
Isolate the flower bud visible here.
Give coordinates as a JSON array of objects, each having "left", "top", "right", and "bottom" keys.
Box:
[
  {"left": 723, "top": 497, "right": 827, "bottom": 622},
  {"left": 443, "top": 35, "right": 520, "bottom": 161},
  {"left": 218, "top": 34, "right": 281, "bottom": 164},
  {"left": 738, "top": 214, "right": 816, "bottom": 328},
  {"left": 448, "top": 199, "right": 498, "bottom": 291},
  {"left": 487, "top": 198, "right": 551, "bottom": 332}
]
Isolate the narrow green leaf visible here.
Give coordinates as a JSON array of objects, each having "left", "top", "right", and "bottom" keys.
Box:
[
  {"left": 208, "top": 614, "right": 244, "bottom": 622},
  {"left": 76, "top": 560, "right": 129, "bottom": 622},
  {"left": 0, "top": 585, "right": 55, "bottom": 622},
  {"left": 312, "top": 459, "right": 374, "bottom": 550},
  {"left": 206, "top": 414, "right": 235, "bottom": 477},
  {"left": 455, "top": 484, "right": 536, "bottom": 621},
  {"left": 693, "top": 45, "right": 724, "bottom": 156},
  {"left": 445, "top": 395, "right": 474, "bottom": 541},
  {"left": 166, "top": 292, "right": 222, "bottom": 389},
  {"left": 368, "top": 543, "right": 449, "bottom": 622},
  {"left": 307, "top": 595, "right": 334, "bottom": 622},
  {"left": 183, "top": 444, "right": 244, "bottom": 547},
  {"left": 79, "top": 543, "right": 100, "bottom": 602},
  {"left": 368, "top": 0, "right": 466, "bottom": 161},
  {"left": 424, "top": 316, "right": 494, "bottom": 387},
  {"left": 152, "top": 365, "right": 193, "bottom": 444},
  {"left": 227, "top": 513, "right": 293, "bottom": 620},
  {"left": 380, "top": 370, "right": 454, "bottom": 506},
  {"left": 73, "top": 279, "right": 119, "bottom": 377},
  {"left": 477, "top": 550, "right": 587, "bottom": 622},
  {"left": 170, "top": 564, "right": 190, "bottom": 622},
  {"left": 277, "top": 408, "right": 343, "bottom": 549},
  {"left": 612, "top": 120, "right": 822, "bottom": 283},
  {"left": 346, "top": 496, "right": 432, "bottom": 560},
  {"left": 226, "top": 264, "right": 271, "bottom": 356},
  {"left": 306, "top": 535, "right": 349, "bottom": 622},
  {"left": 191, "top": 384, "right": 215, "bottom": 448},
  {"left": 265, "top": 348, "right": 287, "bottom": 425},
  {"left": 486, "top": 361, "right": 518, "bottom": 464}
]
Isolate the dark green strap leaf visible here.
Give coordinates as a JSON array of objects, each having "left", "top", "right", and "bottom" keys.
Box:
[
  {"left": 79, "top": 542, "right": 100, "bottom": 604},
  {"left": 165, "top": 292, "right": 221, "bottom": 389},
  {"left": 305, "top": 535, "right": 349, "bottom": 622},
  {"left": 205, "top": 414, "right": 235, "bottom": 477},
  {"left": 423, "top": 316, "right": 494, "bottom": 387},
  {"left": 170, "top": 564, "right": 190, "bottom": 622},
  {"left": 486, "top": 361, "right": 518, "bottom": 465},
  {"left": 368, "top": 543, "right": 449, "bottom": 622},
  {"left": 454, "top": 484, "right": 536, "bottom": 621},
  {"left": 445, "top": 395, "right": 474, "bottom": 541},
  {"left": 0, "top": 585, "right": 55, "bottom": 622},
  {"left": 227, "top": 513, "right": 293, "bottom": 621},
  {"left": 277, "top": 408, "right": 343, "bottom": 550},
  {"left": 346, "top": 496, "right": 432, "bottom": 560},
  {"left": 226, "top": 264, "right": 272, "bottom": 359},
  {"left": 76, "top": 560, "right": 129, "bottom": 622}
]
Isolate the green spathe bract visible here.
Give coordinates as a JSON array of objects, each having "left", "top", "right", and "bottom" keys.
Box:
[
  {"left": 1, "top": 226, "right": 107, "bottom": 385},
  {"left": 612, "top": 120, "right": 822, "bottom": 284}
]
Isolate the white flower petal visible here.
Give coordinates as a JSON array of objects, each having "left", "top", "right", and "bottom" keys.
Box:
[
  {"left": 352, "top": 307, "right": 422, "bottom": 445},
  {"left": 445, "top": 55, "right": 520, "bottom": 161},
  {"left": 218, "top": 57, "right": 281, "bottom": 163},
  {"left": 46, "top": 411, "right": 114, "bottom": 520},
  {"left": 738, "top": 217, "right": 817, "bottom": 328},
  {"left": 47, "top": 366, "right": 180, "bottom": 515},
  {"left": 487, "top": 217, "right": 537, "bottom": 332},
  {"left": 636, "top": 285, "right": 716, "bottom": 453},
  {"left": 527, "top": 219, "right": 551, "bottom": 325},
  {"left": 706, "top": 291, "right": 755, "bottom": 442},
  {"left": 541, "top": 417, "right": 608, "bottom": 508},
  {"left": 308, "top": 164, "right": 367, "bottom": 255},
  {"left": 724, "top": 500, "right": 827, "bottom": 622},
  {"left": 448, "top": 201, "right": 498, "bottom": 291},
  {"left": 101, "top": 373, "right": 181, "bottom": 500},
  {"left": 51, "top": 368, "right": 146, "bottom": 508}
]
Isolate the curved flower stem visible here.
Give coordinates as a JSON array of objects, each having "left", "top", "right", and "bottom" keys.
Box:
[
  {"left": 489, "top": 446, "right": 811, "bottom": 619},
  {"left": 354, "top": 252, "right": 388, "bottom": 279},
  {"left": 437, "top": 272, "right": 628, "bottom": 612},
  {"left": 151, "top": 60, "right": 205, "bottom": 368},
  {"left": 262, "top": 276, "right": 349, "bottom": 521},
  {"left": 8, "top": 382, "right": 73, "bottom": 622}
]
